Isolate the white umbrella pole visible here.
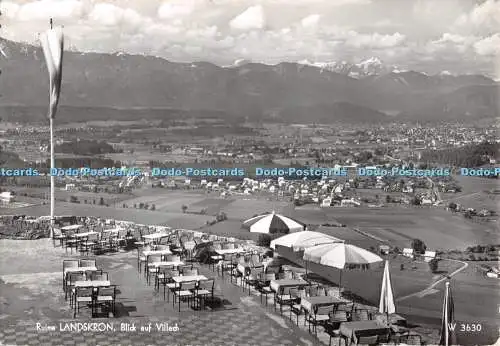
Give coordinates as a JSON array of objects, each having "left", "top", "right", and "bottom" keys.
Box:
[
  {"left": 339, "top": 270, "right": 343, "bottom": 295},
  {"left": 49, "top": 116, "right": 55, "bottom": 238}
]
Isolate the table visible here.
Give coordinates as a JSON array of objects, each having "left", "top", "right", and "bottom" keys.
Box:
[
  {"left": 73, "top": 231, "right": 99, "bottom": 238},
  {"left": 64, "top": 266, "right": 97, "bottom": 274},
  {"left": 74, "top": 280, "right": 111, "bottom": 288},
  {"left": 270, "top": 279, "right": 309, "bottom": 292},
  {"left": 143, "top": 249, "right": 172, "bottom": 257},
  {"left": 172, "top": 275, "right": 207, "bottom": 283},
  {"left": 339, "top": 321, "right": 390, "bottom": 345},
  {"left": 103, "top": 228, "right": 121, "bottom": 234},
  {"left": 149, "top": 261, "right": 185, "bottom": 268},
  {"left": 61, "top": 225, "right": 83, "bottom": 232},
  {"left": 301, "top": 296, "right": 345, "bottom": 313},
  {"left": 215, "top": 249, "right": 245, "bottom": 256},
  {"left": 143, "top": 233, "right": 170, "bottom": 241}
]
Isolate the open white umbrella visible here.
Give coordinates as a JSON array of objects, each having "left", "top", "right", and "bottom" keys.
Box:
[
  {"left": 243, "top": 211, "right": 305, "bottom": 234},
  {"left": 379, "top": 260, "right": 396, "bottom": 324},
  {"left": 303, "top": 243, "right": 383, "bottom": 292},
  {"left": 270, "top": 231, "right": 343, "bottom": 251}
]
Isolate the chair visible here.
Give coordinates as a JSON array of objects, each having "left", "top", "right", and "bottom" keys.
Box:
[
  {"left": 91, "top": 272, "right": 109, "bottom": 281},
  {"left": 173, "top": 281, "right": 196, "bottom": 312},
  {"left": 95, "top": 286, "right": 116, "bottom": 317},
  {"left": 356, "top": 335, "right": 378, "bottom": 345},
  {"left": 62, "top": 260, "right": 79, "bottom": 290},
  {"left": 66, "top": 273, "right": 85, "bottom": 303},
  {"left": 244, "top": 267, "right": 262, "bottom": 295},
  {"left": 52, "top": 228, "right": 66, "bottom": 247},
  {"left": 210, "top": 244, "right": 223, "bottom": 271},
  {"left": 80, "top": 233, "right": 99, "bottom": 255},
  {"left": 288, "top": 288, "right": 304, "bottom": 325},
  {"left": 156, "top": 266, "right": 174, "bottom": 295},
  {"left": 79, "top": 258, "right": 97, "bottom": 268},
  {"left": 400, "top": 333, "right": 423, "bottom": 345},
  {"left": 137, "top": 245, "right": 152, "bottom": 273},
  {"left": 73, "top": 287, "right": 93, "bottom": 318},
  {"left": 146, "top": 255, "right": 163, "bottom": 285},
  {"left": 182, "top": 268, "right": 199, "bottom": 276},
  {"left": 64, "top": 234, "right": 79, "bottom": 253},
  {"left": 256, "top": 273, "right": 275, "bottom": 305},
  {"left": 307, "top": 304, "right": 334, "bottom": 335},
  {"left": 195, "top": 278, "right": 215, "bottom": 309},
  {"left": 352, "top": 309, "right": 370, "bottom": 321},
  {"left": 274, "top": 287, "right": 296, "bottom": 315}
]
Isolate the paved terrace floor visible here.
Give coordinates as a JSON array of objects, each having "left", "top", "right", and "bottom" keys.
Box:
[{"left": 0, "top": 239, "right": 337, "bottom": 346}]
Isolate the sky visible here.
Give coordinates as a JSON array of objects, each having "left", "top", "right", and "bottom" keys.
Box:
[{"left": 1, "top": 0, "right": 499, "bottom": 76}]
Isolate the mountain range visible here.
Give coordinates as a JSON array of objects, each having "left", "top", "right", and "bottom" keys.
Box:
[{"left": 0, "top": 37, "right": 498, "bottom": 124}]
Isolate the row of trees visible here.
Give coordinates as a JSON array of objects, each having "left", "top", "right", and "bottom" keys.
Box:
[{"left": 421, "top": 141, "right": 498, "bottom": 167}]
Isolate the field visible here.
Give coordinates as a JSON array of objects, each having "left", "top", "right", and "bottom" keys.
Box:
[{"left": 319, "top": 206, "right": 499, "bottom": 251}]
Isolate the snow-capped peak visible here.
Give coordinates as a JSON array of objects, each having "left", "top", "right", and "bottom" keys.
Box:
[
  {"left": 224, "top": 58, "right": 252, "bottom": 68},
  {"left": 298, "top": 57, "right": 395, "bottom": 78}
]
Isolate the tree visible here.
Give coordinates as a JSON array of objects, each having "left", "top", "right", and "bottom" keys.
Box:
[
  {"left": 69, "top": 195, "right": 78, "bottom": 203},
  {"left": 448, "top": 202, "right": 457, "bottom": 211},
  {"left": 428, "top": 259, "right": 439, "bottom": 273},
  {"left": 139, "top": 202, "right": 144, "bottom": 209},
  {"left": 151, "top": 204, "right": 156, "bottom": 211},
  {"left": 386, "top": 195, "right": 391, "bottom": 203},
  {"left": 99, "top": 197, "right": 105, "bottom": 205},
  {"left": 181, "top": 205, "right": 188, "bottom": 213},
  {"left": 411, "top": 239, "right": 427, "bottom": 254}
]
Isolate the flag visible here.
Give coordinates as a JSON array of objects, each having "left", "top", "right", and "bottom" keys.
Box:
[
  {"left": 379, "top": 260, "right": 396, "bottom": 316},
  {"left": 439, "top": 281, "right": 457, "bottom": 346},
  {"left": 40, "top": 27, "right": 64, "bottom": 119}
]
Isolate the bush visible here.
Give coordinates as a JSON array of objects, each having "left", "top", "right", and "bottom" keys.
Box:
[
  {"left": 257, "top": 234, "right": 272, "bottom": 247},
  {"left": 428, "top": 259, "right": 439, "bottom": 273},
  {"left": 411, "top": 239, "right": 427, "bottom": 254}
]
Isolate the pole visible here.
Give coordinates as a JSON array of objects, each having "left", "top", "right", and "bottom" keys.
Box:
[
  {"left": 50, "top": 116, "right": 55, "bottom": 237},
  {"left": 49, "top": 17, "right": 54, "bottom": 238},
  {"left": 444, "top": 281, "right": 449, "bottom": 346}
]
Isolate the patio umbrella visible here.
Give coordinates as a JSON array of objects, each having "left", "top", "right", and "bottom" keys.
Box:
[
  {"left": 243, "top": 211, "right": 305, "bottom": 234},
  {"left": 379, "top": 260, "right": 396, "bottom": 324},
  {"left": 439, "top": 281, "right": 457, "bottom": 346},
  {"left": 303, "top": 243, "right": 383, "bottom": 292},
  {"left": 40, "top": 19, "right": 64, "bottom": 238},
  {"left": 270, "top": 231, "right": 343, "bottom": 251}
]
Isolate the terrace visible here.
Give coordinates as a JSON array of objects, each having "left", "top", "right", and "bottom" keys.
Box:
[{"left": 0, "top": 220, "right": 433, "bottom": 346}]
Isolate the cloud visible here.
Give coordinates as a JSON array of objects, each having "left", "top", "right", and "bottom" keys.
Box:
[
  {"left": 88, "top": 3, "right": 144, "bottom": 28},
  {"left": 13, "top": 0, "right": 85, "bottom": 21},
  {"left": 0, "top": 0, "right": 496, "bottom": 77},
  {"left": 0, "top": 1, "right": 20, "bottom": 19},
  {"left": 229, "top": 5, "right": 265, "bottom": 30},
  {"left": 157, "top": 2, "right": 195, "bottom": 19},
  {"left": 454, "top": 0, "right": 500, "bottom": 35},
  {"left": 474, "top": 33, "right": 500, "bottom": 56},
  {"left": 346, "top": 32, "right": 406, "bottom": 49},
  {"left": 301, "top": 14, "right": 320, "bottom": 28}
]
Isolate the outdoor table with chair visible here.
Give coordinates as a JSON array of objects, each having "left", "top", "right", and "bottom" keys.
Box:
[
  {"left": 270, "top": 279, "right": 309, "bottom": 292},
  {"left": 338, "top": 320, "right": 390, "bottom": 345},
  {"left": 172, "top": 275, "right": 207, "bottom": 283},
  {"left": 142, "top": 232, "right": 170, "bottom": 244},
  {"left": 301, "top": 295, "right": 346, "bottom": 314},
  {"left": 214, "top": 248, "right": 245, "bottom": 256}
]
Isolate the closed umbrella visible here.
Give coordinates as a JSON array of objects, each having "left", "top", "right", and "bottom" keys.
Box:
[
  {"left": 439, "top": 281, "right": 457, "bottom": 346},
  {"left": 270, "top": 231, "right": 343, "bottom": 251},
  {"left": 40, "top": 19, "right": 64, "bottom": 238},
  {"left": 303, "top": 243, "right": 383, "bottom": 292},
  {"left": 379, "top": 260, "right": 396, "bottom": 325},
  {"left": 243, "top": 211, "right": 305, "bottom": 234}
]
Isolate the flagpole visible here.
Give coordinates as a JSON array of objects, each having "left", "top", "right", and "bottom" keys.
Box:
[{"left": 49, "top": 18, "right": 55, "bottom": 238}]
